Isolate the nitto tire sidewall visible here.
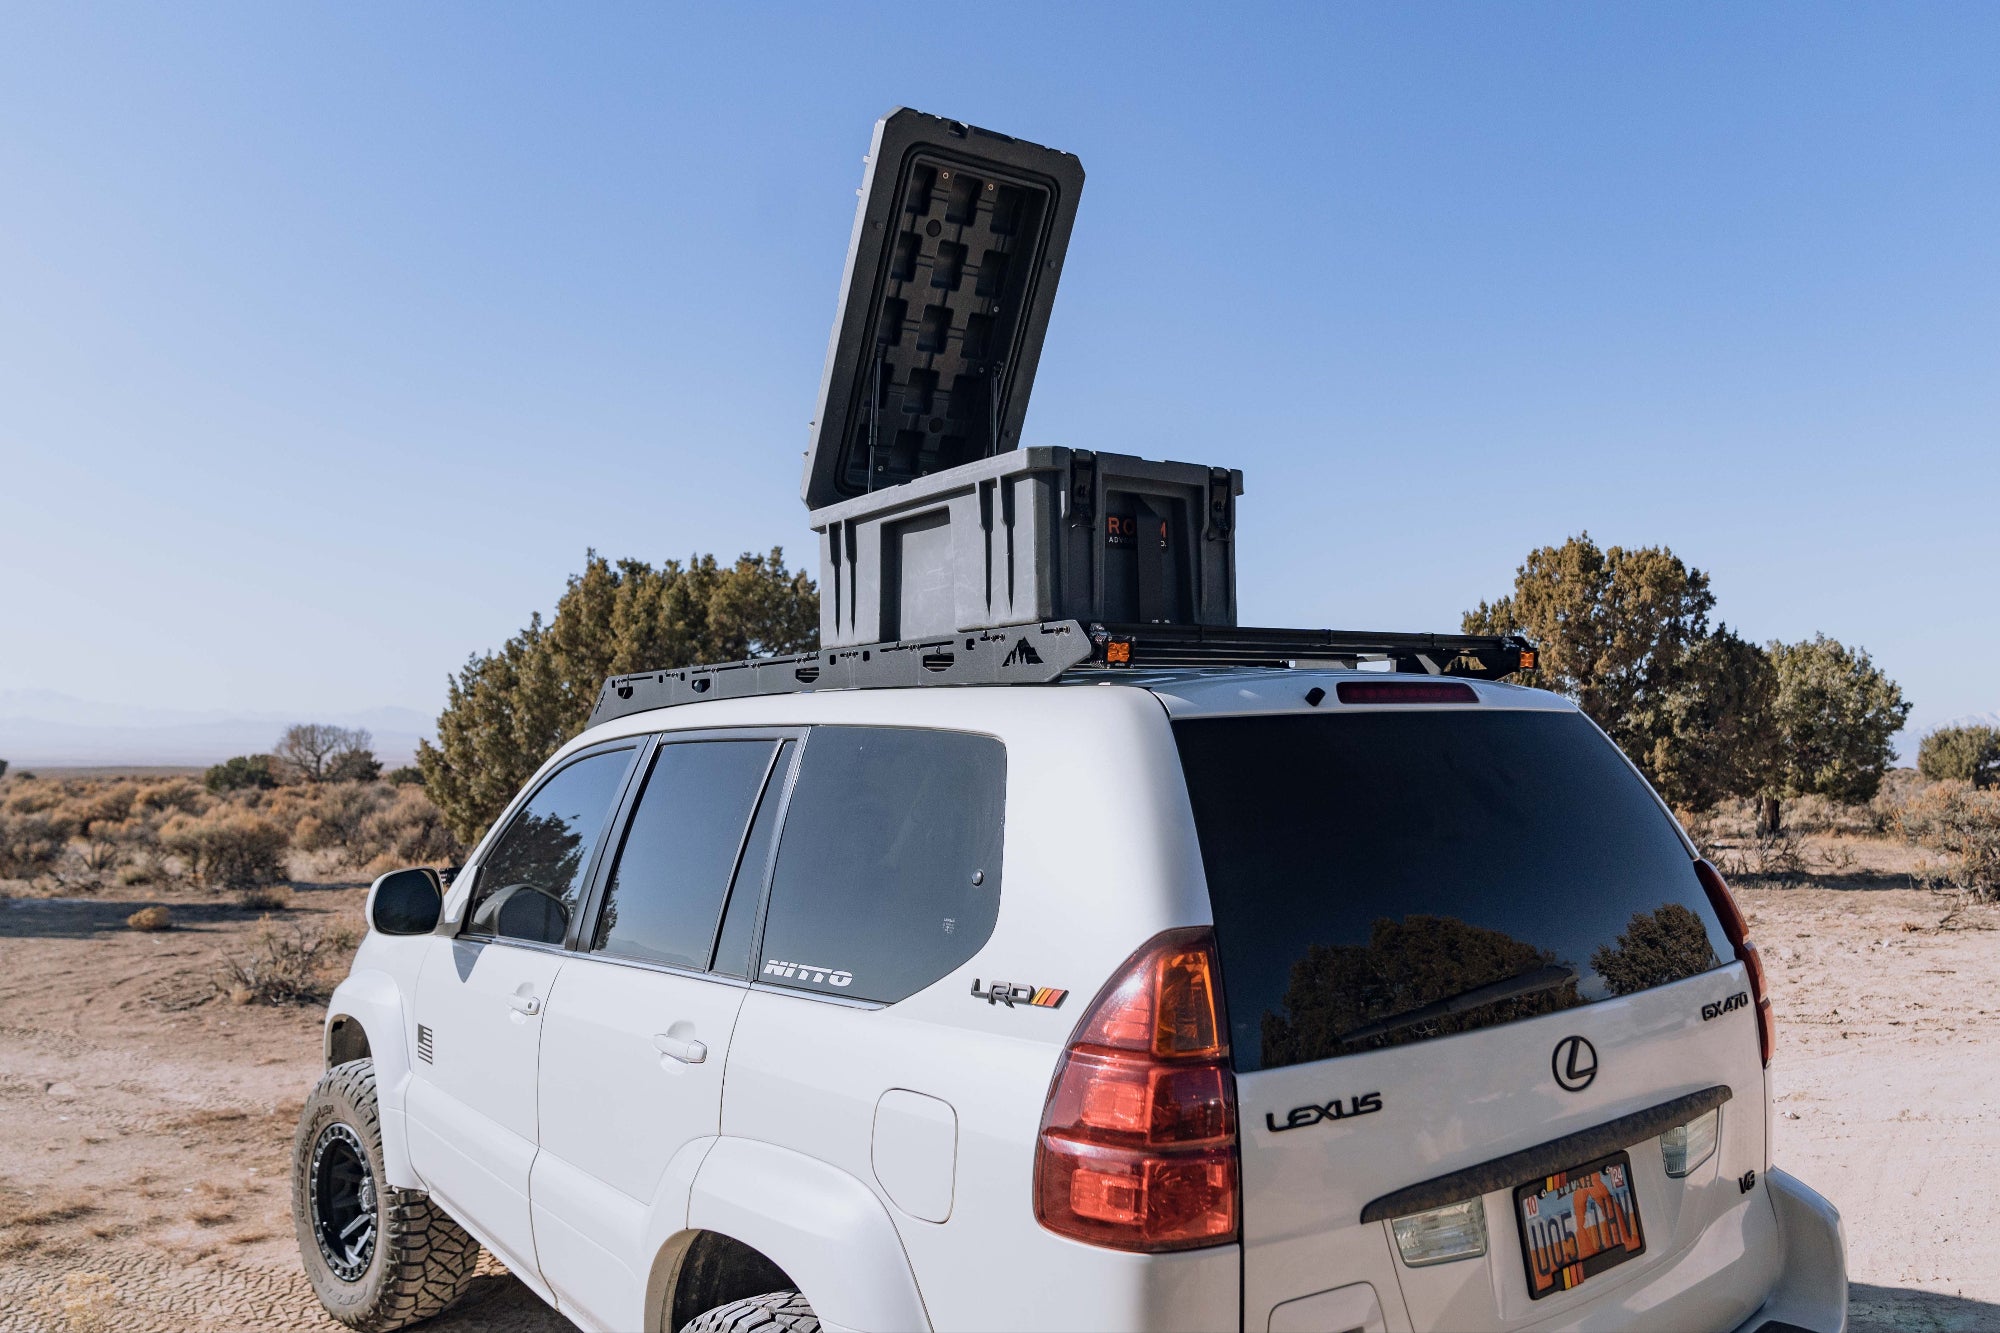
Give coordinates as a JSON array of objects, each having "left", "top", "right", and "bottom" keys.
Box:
[{"left": 293, "top": 1065, "right": 391, "bottom": 1321}]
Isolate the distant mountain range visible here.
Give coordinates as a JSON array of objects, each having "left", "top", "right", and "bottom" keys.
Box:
[{"left": 0, "top": 690, "right": 432, "bottom": 769}]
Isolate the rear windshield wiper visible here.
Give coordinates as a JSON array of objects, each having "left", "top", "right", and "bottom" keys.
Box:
[{"left": 1339, "top": 963, "right": 1579, "bottom": 1045}]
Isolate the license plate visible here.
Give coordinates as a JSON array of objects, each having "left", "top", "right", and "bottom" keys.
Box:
[{"left": 1515, "top": 1150, "right": 1646, "bottom": 1299}]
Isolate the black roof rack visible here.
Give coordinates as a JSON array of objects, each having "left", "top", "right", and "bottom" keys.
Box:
[{"left": 587, "top": 621, "right": 1535, "bottom": 729}]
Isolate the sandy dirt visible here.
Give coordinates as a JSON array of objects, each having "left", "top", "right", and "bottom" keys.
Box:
[
  {"left": 0, "top": 884, "right": 564, "bottom": 1333},
  {"left": 2, "top": 850, "right": 1996, "bottom": 1332}
]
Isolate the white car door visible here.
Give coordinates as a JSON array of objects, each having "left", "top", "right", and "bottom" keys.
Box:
[
  {"left": 532, "top": 734, "right": 798, "bottom": 1332},
  {"left": 405, "top": 742, "right": 639, "bottom": 1282}
]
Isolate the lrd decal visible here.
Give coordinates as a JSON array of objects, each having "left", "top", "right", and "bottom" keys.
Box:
[
  {"left": 971, "top": 979, "right": 1067, "bottom": 1009},
  {"left": 1265, "top": 1091, "right": 1383, "bottom": 1134}
]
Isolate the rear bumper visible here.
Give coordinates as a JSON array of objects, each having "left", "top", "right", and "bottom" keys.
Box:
[{"left": 1729, "top": 1167, "right": 1847, "bottom": 1333}]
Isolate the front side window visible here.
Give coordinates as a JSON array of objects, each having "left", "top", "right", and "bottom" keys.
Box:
[
  {"left": 1175, "top": 709, "right": 1730, "bottom": 1073},
  {"left": 468, "top": 747, "right": 633, "bottom": 944},
  {"left": 760, "top": 727, "right": 1006, "bottom": 1004},
  {"left": 591, "top": 740, "right": 780, "bottom": 970}
]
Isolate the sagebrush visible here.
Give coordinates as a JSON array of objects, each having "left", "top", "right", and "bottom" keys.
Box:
[{"left": 0, "top": 771, "right": 460, "bottom": 891}]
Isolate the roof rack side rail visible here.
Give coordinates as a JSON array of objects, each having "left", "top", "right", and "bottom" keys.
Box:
[
  {"left": 1082, "top": 623, "right": 1535, "bottom": 678},
  {"left": 587, "top": 621, "right": 1536, "bottom": 728}
]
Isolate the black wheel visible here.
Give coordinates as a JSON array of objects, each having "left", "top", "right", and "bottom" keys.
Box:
[
  {"left": 679, "top": 1289, "right": 822, "bottom": 1333},
  {"left": 293, "top": 1058, "right": 478, "bottom": 1330}
]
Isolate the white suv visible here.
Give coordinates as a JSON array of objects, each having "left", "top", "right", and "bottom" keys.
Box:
[{"left": 294, "top": 661, "right": 1848, "bottom": 1333}]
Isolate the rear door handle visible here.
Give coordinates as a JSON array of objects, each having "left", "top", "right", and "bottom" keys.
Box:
[
  {"left": 653, "top": 1033, "right": 707, "bottom": 1064},
  {"left": 509, "top": 994, "right": 542, "bottom": 1016}
]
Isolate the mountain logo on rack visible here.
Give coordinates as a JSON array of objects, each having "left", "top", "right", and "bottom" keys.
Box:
[{"left": 1002, "top": 637, "right": 1044, "bottom": 667}]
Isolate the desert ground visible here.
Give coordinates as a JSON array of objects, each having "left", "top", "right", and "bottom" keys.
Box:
[{"left": 3, "top": 835, "right": 1997, "bottom": 1332}]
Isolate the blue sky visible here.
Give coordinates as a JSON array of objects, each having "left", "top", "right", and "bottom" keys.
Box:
[{"left": 2, "top": 4, "right": 1994, "bottom": 750}]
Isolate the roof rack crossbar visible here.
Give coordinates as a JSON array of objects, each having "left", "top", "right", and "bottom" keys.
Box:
[{"left": 588, "top": 620, "right": 1535, "bottom": 728}]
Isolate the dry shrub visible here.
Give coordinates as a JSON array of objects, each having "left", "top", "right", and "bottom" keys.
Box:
[
  {"left": 238, "top": 885, "right": 291, "bottom": 911},
  {"left": 133, "top": 778, "right": 207, "bottom": 816},
  {"left": 29, "top": 1270, "right": 116, "bottom": 1333},
  {"left": 115, "top": 859, "right": 157, "bottom": 886},
  {"left": 77, "top": 828, "right": 127, "bottom": 874},
  {"left": 0, "top": 811, "right": 73, "bottom": 882},
  {"left": 71, "top": 784, "right": 136, "bottom": 827},
  {"left": 217, "top": 916, "right": 358, "bottom": 1005},
  {"left": 357, "top": 786, "right": 460, "bottom": 870},
  {"left": 1896, "top": 782, "right": 2000, "bottom": 900},
  {"left": 126, "top": 905, "right": 172, "bottom": 932},
  {"left": 284, "top": 783, "right": 390, "bottom": 859},
  {"left": 1717, "top": 832, "right": 1809, "bottom": 887},
  {"left": 1776, "top": 793, "right": 1883, "bottom": 838},
  {"left": 1, "top": 780, "right": 65, "bottom": 815},
  {"left": 277, "top": 780, "right": 458, "bottom": 870},
  {"left": 160, "top": 809, "right": 289, "bottom": 891}
]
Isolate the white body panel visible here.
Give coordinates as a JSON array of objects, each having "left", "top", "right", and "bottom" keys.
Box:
[
  {"left": 405, "top": 937, "right": 563, "bottom": 1283},
  {"left": 532, "top": 956, "right": 748, "bottom": 1330},
  {"left": 314, "top": 672, "right": 1844, "bottom": 1332}
]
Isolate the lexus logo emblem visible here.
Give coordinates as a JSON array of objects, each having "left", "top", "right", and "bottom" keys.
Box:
[{"left": 1552, "top": 1036, "right": 1598, "bottom": 1092}]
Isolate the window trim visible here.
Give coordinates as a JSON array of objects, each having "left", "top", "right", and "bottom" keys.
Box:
[
  {"left": 452, "top": 739, "right": 644, "bottom": 949},
  {"left": 570, "top": 726, "right": 808, "bottom": 975}
]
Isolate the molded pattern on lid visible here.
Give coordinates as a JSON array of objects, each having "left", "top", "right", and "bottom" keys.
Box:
[{"left": 803, "top": 108, "right": 1084, "bottom": 510}]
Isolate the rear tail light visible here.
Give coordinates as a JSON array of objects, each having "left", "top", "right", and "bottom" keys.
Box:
[
  {"left": 1695, "top": 859, "right": 1774, "bottom": 1066},
  {"left": 1034, "top": 927, "right": 1239, "bottom": 1252}
]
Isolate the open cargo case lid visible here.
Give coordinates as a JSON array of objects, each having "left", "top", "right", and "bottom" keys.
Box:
[{"left": 801, "top": 107, "right": 1085, "bottom": 511}]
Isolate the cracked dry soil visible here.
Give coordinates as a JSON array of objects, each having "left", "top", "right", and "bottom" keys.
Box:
[{"left": 2, "top": 879, "right": 1997, "bottom": 1331}]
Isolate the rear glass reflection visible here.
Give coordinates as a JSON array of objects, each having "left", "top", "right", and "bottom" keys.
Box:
[{"left": 1173, "top": 710, "right": 1728, "bottom": 1073}]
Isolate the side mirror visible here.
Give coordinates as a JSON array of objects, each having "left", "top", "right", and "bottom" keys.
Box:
[
  {"left": 368, "top": 867, "right": 444, "bottom": 936},
  {"left": 488, "top": 884, "right": 570, "bottom": 945}
]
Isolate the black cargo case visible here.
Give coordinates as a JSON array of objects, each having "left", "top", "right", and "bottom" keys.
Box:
[{"left": 813, "top": 448, "right": 1242, "bottom": 649}]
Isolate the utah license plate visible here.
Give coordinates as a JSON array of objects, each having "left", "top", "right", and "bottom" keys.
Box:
[{"left": 1515, "top": 1151, "right": 1645, "bottom": 1299}]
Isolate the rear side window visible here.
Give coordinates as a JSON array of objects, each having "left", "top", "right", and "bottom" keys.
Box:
[
  {"left": 759, "top": 727, "right": 1005, "bottom": 1004},
  {"left": 591, "top": 740, "right": 780, "bottom": 970},
  {"left": 469, "top": 747, "right": 634, "bottom": 943},
  {"left": 1175, "top": 709, "right": 1728, "bottom": 1073}
]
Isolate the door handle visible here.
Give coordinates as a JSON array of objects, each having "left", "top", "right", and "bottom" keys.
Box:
[
  {"left": 653, "top": 1033, "right": 707, "bottom": 1064},
  {"left": 509, "top": 993, "right": 542, "bottom": 1016}
]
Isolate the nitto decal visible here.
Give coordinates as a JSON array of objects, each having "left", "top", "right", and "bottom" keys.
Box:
[
  {"left": 762, "top": 959, "right": 853, "bottom": 987},
  {"left": 1265, "top": 1091, "right": 1383, "bottom": 1133},
  {"left": 1702, "top": 991, "right": 1750, "bottom": 1021},
  {"left": 971, "top": 978, "right": 1067, "bottom": 1009}
]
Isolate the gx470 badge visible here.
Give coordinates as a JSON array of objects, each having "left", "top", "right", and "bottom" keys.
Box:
[
  {"left": 971, "top": 979, "right": 1067, "bottom": 1009},
  {"left": 1702, "top": 991, "right": 1750, "bottom": 1021}
]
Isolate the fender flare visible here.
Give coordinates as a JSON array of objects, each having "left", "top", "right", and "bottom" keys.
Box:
[
  {"left": 687, "top": 1137, "right": 931, "bottom": 1333},
  {"left": 324, "top": 968, "right": 420, "bottom": 1190}
]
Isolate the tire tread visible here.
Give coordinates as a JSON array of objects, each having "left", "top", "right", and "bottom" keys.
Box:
[
  {"left": 293, "top": 1058, "right": 478, "bottom": 1332},
  {"left": 680, "top": 1288, "right": 822, "bottom": 1333}
]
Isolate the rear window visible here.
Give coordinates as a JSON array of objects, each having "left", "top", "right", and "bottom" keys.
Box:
[
  {"left": 759, "top": 727, "right": 1005, "bottom": 1004},
  {"left": 1174, "top": 709, "right": 1729, "bottom": 1073}
]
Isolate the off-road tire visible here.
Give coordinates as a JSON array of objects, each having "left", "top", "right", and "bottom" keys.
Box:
[
  {"left": 679, "top": 1289, "right": 823, "bottom": 1333},
  {"left": 292, "top": 1058, "right": 478, "bottom": 1331}
]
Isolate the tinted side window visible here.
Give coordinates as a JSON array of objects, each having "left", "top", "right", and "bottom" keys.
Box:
[
  {"left": 469, "top": 748, "right": 633, "bottom": 943},
  {"left": 591, "top": 740, "right": 779, "bottom": 970},
  {"left": 760, "top": 727, "right": 1005, "bottom": 1004},
  {"left": 711, "top": 740, "right": 796, "bottom": 979}
]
